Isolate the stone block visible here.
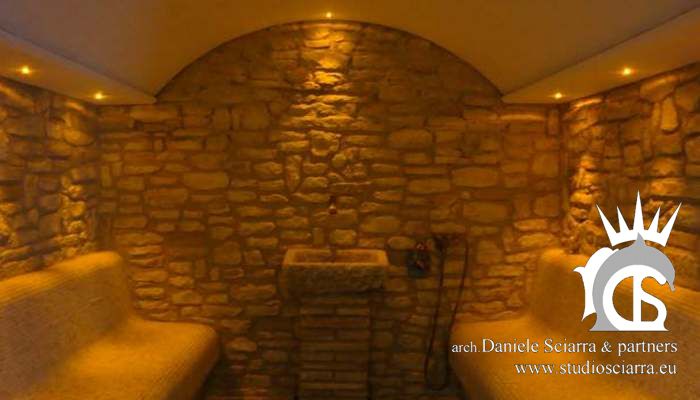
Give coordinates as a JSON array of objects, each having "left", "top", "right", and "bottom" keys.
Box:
[
  {"left": 236, "top": 206, "right": 272, "bottom": 217},
  {"left": 654, "top": 132, "right": 682, "bottom": 155},
  {"left": 531, "top": 153, "right": 559, "bottom": 177},
  {"left": 246, "top": 237, "right": 279, "bottom": 249},
  {"left": 675, "top": 80, "right": 700, "bottom": 111},
  {"left": 201, "top": 305, "right": 240, "bottom": 318},
  {"left": 330, "top": 229, "right": 357, "bottom": 246},
  {"left": 283, "top": 155, "right": 302, "bottom": 192},
  {"left": 300, "top": 176, "right": 329, "bottom": 191},
  {"left": 513, "top": 218, "right": 549, "bottom": 232},
  {"left": 372, "top": 177, "right": 406, "bottom": 188},
  {"left": 117, "top": 176, "right": 145, "bottom": 191},
  {"left": 113, "top": 215, "right": 147, "bottom": 229},
  {"left": 145, "top": 188, "right": 188, "bottom": 207},
  {"left": 620, "top": 117, "right": 648, "bottom": 143},
  {"left": 386, "top": 236, "right": 415, "bottom": 250},
  {"left": 130, "top": 105, "right": 178, "bottom": 122},
  {"left": 303, "top": 161, "right": 328, "bottom": 175},
  {"left": 388, "top": 129, "right": 432, "bottom": 149},
  {"left": 232, "top": 284, "right": 277, "bottom": 302},
  {"left": 209, "top": 226, "right": 233, "bottom": 240},
  {"left": 277, "top": 216, "right": 309, "bottom": 229},
  {"left": 360, "top": 216, "right": 401, "bottom": 233},
  {"left": 237, "top": 103, "right": 270, "bottom": 130},
  {"left": 463, "top": 202, "right": 509, "bottom": 223},
  {"left": 686, "top": 136, "right": 700, "bottom": 162},
  {"left": 489, "top": 265, "right": 524, "bottom": 277},
  {"left": 677, "top": 205, "right": 700, "bottom": 231},
  {"left": 309, "top": 130, "right": 340, "bottom": 157},
  {"left": 115, "top": 232, "right": 163, "bottom": 246},
  {"left": 172, "top": 290, "right": 203, "bottom": 305},
  {"left": 183, "top": 172, "right": 229, "bottom": 190},
  {"left": 278, "top": 140, "right": 310, "bottom": 153},
  {"left": 239, "top": 221, "right": 276, "bottom": 236},
  {"left": 221, "top": 319, "right": 251, "bottom": 334},
  {"left": 69, "top": 166, "right": 97, "bottom": 182},
  {"left": 603, "top": 99, "right": 642, "bottom": 121},
  {"left": 253, "top": 162, "right": 283, "bottom": 179},
  {"left": 639, "top": 74, "right": 677, "bottom": 101},
  {"left": 452, "top": 167, "right": 499, "bottom": 187},
  {"left": 173, "top": 128, "right": 210, "bottom": 138},
  {"left": 407, "top": 178, "right": 450, "bottom": 194},
  {"left": 236, "top": 147, "right": 277, "bottom": 160},
  {"left": 213, "top": 241, "right": 242, "bottom": 265},
  {"left": 358, "top": 148, "right": 400, "bottom": 161},
  {"left": 476, "top": 240, "right": 503, "bottom": 264},
  {"left": 650, "top": 157, "right": 684, "bottom": 177},
  {"left": 132, "top": 269, "right": 168, "bottom": 283},
  {"left": 3, "top": 116, "right": 42, "bottom": 137},
  {"left": 226, "top": 337, "right": 258, "bottom": 353},
  {"left": 517, "top": 233, "right": 557, "bottom": 249},
  {"left": 648, "top": 178, "right": 686, "bottom": 197},
  {"left": 63, "top": 128, "right": 94, "bottom": 146},
  {"left": 123, "top": 162, "right": 160, "bottom": 175},
  {"left": 227, "top": 190, "right": 257, "bottom": 203},
  {"left": 533, "top": 194, "right": 560, "bottom": 217},
  {"left": 660, "top": 97, "right": 678, "bottom": 132}
]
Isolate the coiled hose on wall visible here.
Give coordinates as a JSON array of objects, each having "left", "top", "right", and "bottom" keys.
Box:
[{"left": 424, "top": 235, "right": 469, "bottom": 391}]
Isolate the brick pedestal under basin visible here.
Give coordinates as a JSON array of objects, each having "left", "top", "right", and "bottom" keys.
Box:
[
  {"left": 284, "top": 248, "right": 387, "bottom": 399},
  {"left": 297, "top": 295, "right": 372, "bottom": 399}
]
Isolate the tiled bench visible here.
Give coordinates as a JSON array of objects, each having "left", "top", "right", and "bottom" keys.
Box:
[
  {"left": 450, "top": 248, "right": 699, "bottom": 399},
  {"left": 0, "top": 252, "right": 220, "bottom": 400}
]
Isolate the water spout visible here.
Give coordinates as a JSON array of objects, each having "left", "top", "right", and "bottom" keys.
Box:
[{"left": 328, "top": 195, "right": 338, "bottom": 215}]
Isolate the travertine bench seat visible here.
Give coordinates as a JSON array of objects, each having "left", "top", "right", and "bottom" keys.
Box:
[
  {"left": 450, "top": 248, "right": 700, "bottom": 400},
  {"left": 0, "top": 252, "right": 220, "bottom": 400}
]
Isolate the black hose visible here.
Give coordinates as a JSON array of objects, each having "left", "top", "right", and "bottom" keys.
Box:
[{"left": 424, "top": 236, "right": 469, "bottom": 391}]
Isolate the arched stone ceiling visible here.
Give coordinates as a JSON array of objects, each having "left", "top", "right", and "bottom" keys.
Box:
[{"left": 0, "top": 0, "right": 698, "bottom": 104}]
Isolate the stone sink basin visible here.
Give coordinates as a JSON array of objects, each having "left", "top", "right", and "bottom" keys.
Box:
[{"left": 282, "top": 248, "right": 389, "bottom": 295}]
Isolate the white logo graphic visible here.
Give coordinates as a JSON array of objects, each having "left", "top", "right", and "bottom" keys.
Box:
[{"left": 574, "top": 193, "right": 680, "bottom": 332}]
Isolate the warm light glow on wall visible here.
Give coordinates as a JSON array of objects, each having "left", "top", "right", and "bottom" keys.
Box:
[
  {"left": 93, "top": 91, "right": 105, "bottom": 100},
  {"left": 552, "top": 92, "right": 564, "bottom": 100},
  {"left": 325, "top": 11, "right": 333, "bottom": 19},
  {"left": 19, "top": 65, "right": 32, "bottom": 75},
  {"left": 621, "top": 67, "right": 634, "bottom": 76}
]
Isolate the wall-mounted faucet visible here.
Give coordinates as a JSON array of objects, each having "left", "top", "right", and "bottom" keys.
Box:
[
  {"left": 406, "top": 234, "right": 463, "bottom": 279},
  {"left": 328, "top": 195, "right": 338, "bottom": 215},
  {"left": 407, "top": 240, "right": 431, "bottom": 278}
]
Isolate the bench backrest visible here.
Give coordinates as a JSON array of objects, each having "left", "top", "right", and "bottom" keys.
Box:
[
  {"left": 530, "top": 249, "right": 590, "bottom": 334},
  {"left": 531, "top": 248, "right": 700, "bottom": 398},
  {"left": 0, "top": 252, "right": 130, "bottom": 395}
]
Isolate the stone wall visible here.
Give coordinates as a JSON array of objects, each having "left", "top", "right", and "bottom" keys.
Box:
[
  {"left": 0, "top": 78, "right": 99, "bottom": 280},
  {"left": 97, "top": 22, "right": 561, "bottom": 399},
  {"left": 562, "top": 62, "right": 700, "bottom": 290}
]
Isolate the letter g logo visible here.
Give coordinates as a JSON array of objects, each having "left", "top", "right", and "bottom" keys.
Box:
[{"left": 574, "top": 194, "right": 679, "bottom": 332}]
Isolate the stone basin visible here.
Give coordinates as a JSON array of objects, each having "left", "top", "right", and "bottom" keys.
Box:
[{"left": 282, "top": 248, "right": 389, "bottom": 295}]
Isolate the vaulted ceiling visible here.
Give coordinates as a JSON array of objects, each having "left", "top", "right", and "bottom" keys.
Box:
[{"left": 1, "top": 0, "right": 699, "bottom": 104}]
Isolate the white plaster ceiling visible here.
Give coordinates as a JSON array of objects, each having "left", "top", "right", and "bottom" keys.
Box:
[{"left": 0, "top": 0, "right": 699, "bottom": 104}]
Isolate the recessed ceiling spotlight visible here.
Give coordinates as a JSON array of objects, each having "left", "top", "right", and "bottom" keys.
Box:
[
  {"left": 621, "top": 67, "right": 634, "bottom": 76},
  {"left": 93, "top": 91, "right": 105, "bottom": 100},
  {"left": 19, "top": 65, "right": 32, "bottom": 75},
  {"left": 325, "top": 11, "right": 333, "bottom": 19},
  {"left": 553, "top": 92, "right": 564, "bottom": 100}
]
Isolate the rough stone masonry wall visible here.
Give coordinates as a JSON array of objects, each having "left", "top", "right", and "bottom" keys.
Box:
[
  {"left": 562, "top": 62, "right": 700, "bottom": 290},
  {"left": 0, "top": 77, "right": 99, "bottom": 280},
  {"left": 97, "top": 22, "right": 562, "bottom": 399}
]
